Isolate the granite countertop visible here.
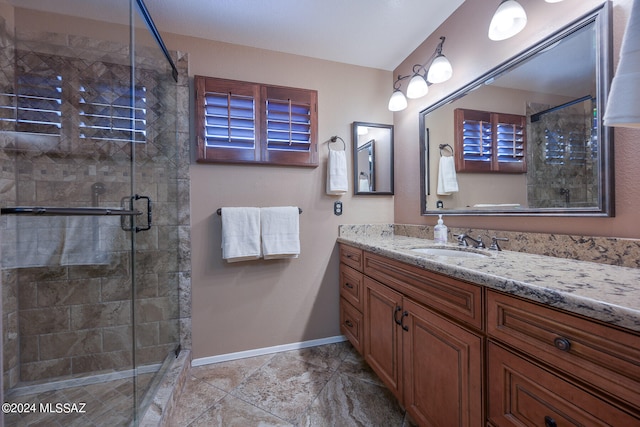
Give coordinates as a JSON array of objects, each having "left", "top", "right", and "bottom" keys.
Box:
[{"left": 337, "top": 234, "right": 640, "bottom": 333}]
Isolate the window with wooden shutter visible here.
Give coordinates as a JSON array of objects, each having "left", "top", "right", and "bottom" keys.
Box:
[
  {"left": 195, "top": 75, "right": 318, "bottom": 167},
  {"left": 454, "top": 108, "right": 526, "bottom": 173}
]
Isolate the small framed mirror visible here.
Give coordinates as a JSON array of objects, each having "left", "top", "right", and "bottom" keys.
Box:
[{"left": 352, "top": 121, "right": 394, "bottom": 195}]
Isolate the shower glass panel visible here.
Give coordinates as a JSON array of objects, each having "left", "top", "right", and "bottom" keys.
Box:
[{"left": 0, "top": 0, "right": 181, "bottom": 425}]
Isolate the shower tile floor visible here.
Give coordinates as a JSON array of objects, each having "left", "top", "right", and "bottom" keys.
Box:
[
  {"left": 3, "top": 372, "right": 154, "bottom": 426},
  {"left": 169, "top": 341, "right": 417, "bottom": 427}
]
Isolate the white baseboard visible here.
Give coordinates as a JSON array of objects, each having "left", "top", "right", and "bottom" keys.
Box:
[{"left": 191, "top": 335, "right": 348, "bottom": 367}]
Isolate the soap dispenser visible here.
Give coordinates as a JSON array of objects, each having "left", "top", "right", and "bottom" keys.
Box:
[{"left": 434, "top": 214, "right": 448, "bottom": 244}]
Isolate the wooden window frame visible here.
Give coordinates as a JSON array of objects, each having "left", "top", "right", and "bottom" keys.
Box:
[
  {"left": 454, "top": 108, "right": 526, "bottom": 173},
  {"left": 195, "top": 75, "right": 318, "bottom": 167}
]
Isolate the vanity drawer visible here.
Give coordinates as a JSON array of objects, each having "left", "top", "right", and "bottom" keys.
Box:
[
  {"left": 488, "top": 341, "right": 639, "bottom": 426},
  {"left": 363, "top": 251, "right": 483, "bottom": 330},
  {"left": 340, "top": 244, "right": 363, "bottom": 271},
  {"left": 340, "top": 298, "right": 363, "bottom": 354},
  {"left": 487, "top": 290, "right": 640, "bottom": 411},
  {"left": 340, "top": 264, "right": 364, "bottom": 312}
]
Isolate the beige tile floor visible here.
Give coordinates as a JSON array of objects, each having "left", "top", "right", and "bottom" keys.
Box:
[{"left": 170, "top": 341, "right": 416, "bottom": 427}]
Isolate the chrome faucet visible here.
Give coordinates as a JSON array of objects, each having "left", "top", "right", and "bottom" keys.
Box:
[
  {"left": 455, "top": 234, "right": 485, "bottom": 249},
  {"left": 489, "top": 236, "right": 509, "bottom": 251}
]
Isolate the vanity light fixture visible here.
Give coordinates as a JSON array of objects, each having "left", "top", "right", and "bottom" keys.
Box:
[
  {"left": 488, "top": 0, "right": 528, "bottom": 41},
  {"left": 388, "top": 37, "right": 453, "bottom": 111},
  {"left": 603, "top": 0, "right": 640, "bottom": 128}
]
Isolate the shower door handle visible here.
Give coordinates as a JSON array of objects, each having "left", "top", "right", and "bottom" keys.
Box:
[
  {"left": 120, "top": 195, "right": 152, "bottom": 233},
  {"left": 134, "top": 195, "right": 152, "bottom": 233}
]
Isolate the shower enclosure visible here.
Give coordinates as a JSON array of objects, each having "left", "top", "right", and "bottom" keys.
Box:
[{"left": 0, "top": 0, "right": 190, "bottom": 425}]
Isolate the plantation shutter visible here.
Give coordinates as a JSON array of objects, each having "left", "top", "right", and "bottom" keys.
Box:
[
  {"left": 195, "top": 77, "right": 260, "bottom": 163},
  {"left": 195, "top": 75, "right": 317, "bottom": 167},
  {"left": 494, "top": 112, "right": 526, "bottom": 173},
  {"left": 455, "top": 108, "right": 526, "bottom": 173},
  {"left": 262, "top": 85, "right": 317, "bottom": 166}
]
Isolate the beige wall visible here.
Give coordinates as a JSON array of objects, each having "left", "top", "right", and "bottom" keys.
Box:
[
  {"left": 394, "top": 0, "right": 640, "bottom": 239},
  {"left": 162, "top": 34, "right": 395, "bottom": 359}
]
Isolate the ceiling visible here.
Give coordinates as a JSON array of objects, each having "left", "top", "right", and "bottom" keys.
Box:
[{"left": 7, "top": 0, "right": 465, "bottom": 71}]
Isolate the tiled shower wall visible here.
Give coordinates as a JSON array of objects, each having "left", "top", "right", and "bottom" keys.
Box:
[
  {"left": 526, "top": 101, "right": 598, "bottom": 209},
  {"left": 1, "top": 22, "right": 191, "bottom": 389}
]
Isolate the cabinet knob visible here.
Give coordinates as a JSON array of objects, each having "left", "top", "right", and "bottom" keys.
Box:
[
  {"left": 345, "top": 320, "right": 354, "bottom": 328},
  {"left": 544, "top": 415, "right": 557, "bottom": 427},
  {"left": 553, "top": 337, "right": 571, "bottom": 352},
  {"left": 344, "top": 282, "right": 354, "bottom": 289}
]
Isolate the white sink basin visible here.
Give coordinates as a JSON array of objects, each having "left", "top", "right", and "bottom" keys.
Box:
[{"left": 410, "top": 247, "right": 489, "bottom": 259}]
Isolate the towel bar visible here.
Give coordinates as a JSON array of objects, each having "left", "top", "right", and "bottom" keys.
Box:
[{"left": 217, "top": 207, "right": 302, "bottom": 215}]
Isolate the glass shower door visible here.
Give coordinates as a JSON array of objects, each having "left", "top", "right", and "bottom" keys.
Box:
[{"left": 0, "top": 0, "right": 181, "bottom": 425}]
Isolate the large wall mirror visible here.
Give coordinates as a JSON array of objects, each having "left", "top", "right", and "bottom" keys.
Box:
[
  {"left": 353, "top": 121, "right": 394, "bottom": 195},
  {"left": 420, "top": 4, "right": 614, "bottom": 216}
]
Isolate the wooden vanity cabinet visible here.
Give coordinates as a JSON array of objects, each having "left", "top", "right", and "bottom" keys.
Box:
[
  {"left": 338, "top": 243, "right": 640, "bottom": 427},
  {"left": 360, "top": 249, "right": 484, "bottom": 426}
]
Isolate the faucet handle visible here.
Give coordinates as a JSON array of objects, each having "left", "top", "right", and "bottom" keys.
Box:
[
  {"left": 454, "top": 234, "right": 468, "bottom": 246},
  {"left": 490, "top": 236, "right": 509, "bottom": 251}
]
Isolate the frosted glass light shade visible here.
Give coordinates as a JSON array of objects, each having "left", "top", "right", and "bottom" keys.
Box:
[
  {"left": 406, "top": 74, "right": 429, "bottom": 99},
  {"left": 545, "top": 0, "right": 564, "bottom": 3},
  {"left": 388, "top": 90, "right": 407, "bottom": 111},
  {"left": 426, "top": 55, "right": 453, "bottom": 84},
  {"left": 603, "top": 0, "right": 640, "bottom": 128},
  {"left": 488, "top": 0, "right": 527, "bottom": 41}
]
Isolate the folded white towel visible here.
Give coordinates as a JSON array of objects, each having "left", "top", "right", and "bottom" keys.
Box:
[
  {"left": 437, "top": 156, "right": 459, "bottom": 195},
  {"left": 260, "top": 206, "right": 300, "bottom": 259},
  {"left": 326, "top": 149, "right": 348, "bottom": 195},
  {"left": 221, "top": 207, "right": 261, "bottom": 263}
]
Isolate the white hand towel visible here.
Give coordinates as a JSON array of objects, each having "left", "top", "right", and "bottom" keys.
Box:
[
  {"left": 437, "top": 156, "right": 459, "bottom": 195},
  {"left": 221, "top": 207, "right": 261, "bottom": 263},
  {"left": 326, "top": 149, "right": 348, "bottom": 195},
  {"left": 260, "top": 206, "right": 300, "bottom": 259}
]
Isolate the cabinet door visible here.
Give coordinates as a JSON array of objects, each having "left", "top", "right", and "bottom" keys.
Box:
[
  {"left": 403, "top": 298, "right": 484, "bottom": 427},
  {"left": 363, "top": 276, "right": 404, "bottom": 402}
]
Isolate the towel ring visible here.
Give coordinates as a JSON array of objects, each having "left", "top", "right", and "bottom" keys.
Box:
[
  {"left": 329, "top": 136, "right": 346, "bottom": 151},
  {"left": 439, "top": 144, "right": 454, "bottom": 157}
]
